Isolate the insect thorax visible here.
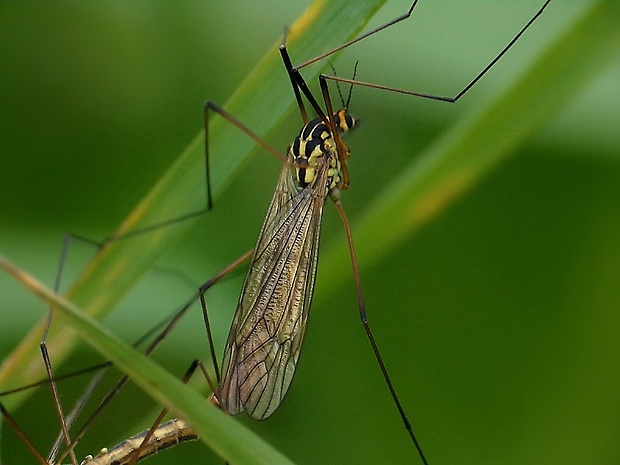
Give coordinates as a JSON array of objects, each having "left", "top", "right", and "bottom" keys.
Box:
[{"left": 290, "top": 110, "right": 357, "bottom": 198}]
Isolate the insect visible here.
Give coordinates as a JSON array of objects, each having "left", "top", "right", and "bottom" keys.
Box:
[{"left": 0, "top": 1, "right": 557, "bottom": 464}]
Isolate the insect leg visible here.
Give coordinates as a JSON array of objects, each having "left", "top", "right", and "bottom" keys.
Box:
[
  {"left": 296, "top": 0, "right": 422, "bottom": 70},
  {"left": 0, "top": 402, "right": 50, "bottom": 465},
  {"left": 333, "top": 200, "right": 429, "bottom": 465},
  {"left": 320, "top": 0, "right": 553, "bottom": 103}
]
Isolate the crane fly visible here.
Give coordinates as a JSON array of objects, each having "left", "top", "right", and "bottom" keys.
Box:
[
  {"left": 0, "top": 1, "right": 555, "bottom": 464},
  {"left": 215, "top": 94, "right": 358, "bottom": 421}
]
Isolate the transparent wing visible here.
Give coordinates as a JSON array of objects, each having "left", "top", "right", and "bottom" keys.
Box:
[{"left": 218, "top": 152, "right": 332, "bottom": 420}]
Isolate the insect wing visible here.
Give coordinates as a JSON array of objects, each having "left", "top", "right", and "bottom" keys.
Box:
[{"left": 218, "top": 151, "right": 332, "bottom": 420}]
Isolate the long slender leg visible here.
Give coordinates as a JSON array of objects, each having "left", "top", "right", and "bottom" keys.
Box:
[
  {"left": 333, "top": 200, "right": 429, "bottom": 465},
  {"left": 300, "top": 1, "right": 553, "bottom": 104},
  {"left": 297, "top": 0, "right": 423, "bottom": 70},
  {"left": 286, "top": 38, "right": 430, "bottom": 459},
  {"left": 199, "top": 248, "right": 255, "bottom": 386},
  {"left": 204, "top": 101, "right": 283, "bottom": 163},
  {"left": 39, "top": 344, "right": 79, "bottom": 465},
  {"left": 40, "top": 235, "right": 92, "bottom": 465},
  {"left": 279, "top": 30, "right": 309, "bottom": 125},
  {"left": 279, "top": 43, "right": 328, "bottom": 123},
  {"left": 0, "top": 402, "right": 50, "bottom": 465}
]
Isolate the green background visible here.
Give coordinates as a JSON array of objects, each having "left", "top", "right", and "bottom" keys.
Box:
[{"left": 1, "top": 0, "right": 619, "bottom": 464}]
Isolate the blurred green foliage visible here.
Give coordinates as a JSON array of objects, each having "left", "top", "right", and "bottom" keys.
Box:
[{"left": 1, "top": 1, "right": 619, "bottom": 464}]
